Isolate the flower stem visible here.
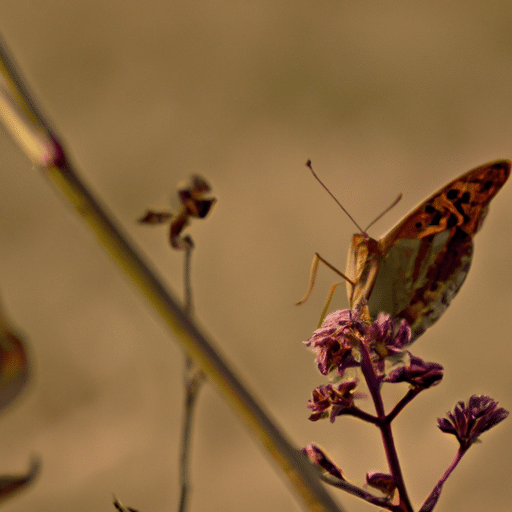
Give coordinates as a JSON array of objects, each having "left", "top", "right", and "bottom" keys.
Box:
[
  {"left": 386, "top": 388, "right": 422, "bottom": 423},
  {"left": 419, "top": 446, "right": 466, "bottom": 512},
  {"left": 178, "top": 245, "right": 206, "bottom": 512},
  {"left": 358, "top": 339, "right": 413, "bottom": 512},
  {"left": 320, "top": 474, "right": 404, "bottom": 512}
]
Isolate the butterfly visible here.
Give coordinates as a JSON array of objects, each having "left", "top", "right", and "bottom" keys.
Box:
[{"left": 300, "top": 160, "right": 511, "bottom": 342}]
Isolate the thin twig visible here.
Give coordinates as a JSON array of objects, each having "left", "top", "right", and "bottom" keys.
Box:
[
  {"left": 178, "top": 245, "right": 205, "bottom": 512},
  {"left": 183, "top": 246, "right": 193, "bottom": 318}
]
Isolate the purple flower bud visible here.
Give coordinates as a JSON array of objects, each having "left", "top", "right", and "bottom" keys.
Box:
[
  {"left": 438, "top": 395, "right": 509, "bottom": 450},
  {"left": 369, "top": 312, "right": 411, "bottom": 358},
  {"left": 366, "top": 471, "right": 396, "bottom": 497},
  {"left": 307, "top": 380, "right": 360, "bottom": 422},
  {"left": 383, "top": 355, "right": 443, "bottom": 388},
  {"left": 302, "top": 444, "right": 345, "bottom": 480}
]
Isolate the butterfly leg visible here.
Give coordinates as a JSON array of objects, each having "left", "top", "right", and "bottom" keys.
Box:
[
  {"left": 296, "top": 253, "right": 354, "bottom": 324},
  {"left": 316, "top": 280, "right": 347, "bottom": 328}
]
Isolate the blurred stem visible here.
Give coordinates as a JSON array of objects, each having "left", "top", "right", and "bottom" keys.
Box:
[
  {"left": 183, "top": 246, "right": 193, "bottom": 318},
  {"left": 178, "top": 355, "right": 204, "bottom": 512},
  {"left": 0, "top": 36, "right": 344, "bottom": 512},
  {"left": 178, "top": 245, "right": 205, "bottom": 512}
]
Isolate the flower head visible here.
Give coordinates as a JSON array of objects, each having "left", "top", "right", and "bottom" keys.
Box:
[
  {"left": 366, "top": 471, "right": 396, "bottom": 497},
  {"left": 367, "top": 313, "right": 411, "bottom": 373},
  {"left": 384, "top": 354, "right": 443, "bottom": 389},
  {"left": 370, "top": 313, "right": 411, "bottom": 353},
  {"left": 304, "top": 309, "right": 410, "bottom": 378},
  {"left": 304, "top": 309, "right": 364, "bottom": 376},
  {"left": 438, "top": 395, "right": 509, "bottom": 450},
  {"left": 307, "top": 380, "right": 360, "bottom": 422}
]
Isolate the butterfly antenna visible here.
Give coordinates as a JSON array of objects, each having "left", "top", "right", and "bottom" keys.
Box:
[
  {"left": 363, "top": 193, "right": 402, "bottom": 232},
  {"left": 305, "top": 160, "right": 364, "bottom": 232}
]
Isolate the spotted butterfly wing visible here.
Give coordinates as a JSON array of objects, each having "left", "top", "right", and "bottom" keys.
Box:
[{"left": 346, "top": 160, "right": 510, "bottom": 342}]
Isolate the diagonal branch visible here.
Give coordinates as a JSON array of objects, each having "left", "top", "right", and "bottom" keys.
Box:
[{"left": 0, "top": 35, "right": 344, "bottom": 512}]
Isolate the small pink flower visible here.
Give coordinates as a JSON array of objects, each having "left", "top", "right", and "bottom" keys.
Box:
[
  {"left": 304, "top": 309, "right": 363, "bottom": 376},
  {"left": 304, "top": 308, "right": 411, "bottom": 378},
  {"left": 438, "top": 395, "right": 509, "bottom": 450},
  {"left": 307, "top": 380, "right": 360, "bottom": 422},
  {"left": 384, "top": 354, "right": 443, "bottom": 388}
]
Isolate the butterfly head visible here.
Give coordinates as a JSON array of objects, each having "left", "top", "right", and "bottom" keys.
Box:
[{"left": 346, "top": 233, "right": 382, "bottom": 309}]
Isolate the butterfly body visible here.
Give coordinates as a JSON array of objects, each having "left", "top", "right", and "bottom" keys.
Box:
[{"left": 345, "top": 160, "right": 510, "bottom": 342}]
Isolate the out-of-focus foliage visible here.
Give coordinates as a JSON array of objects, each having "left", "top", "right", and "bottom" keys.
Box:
[{"left": 0, "top": 304, "right": 37, "bottom": 501}]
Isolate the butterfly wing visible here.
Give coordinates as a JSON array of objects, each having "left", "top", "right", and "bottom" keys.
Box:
[
  {"left": 379, "top": 160, "right": 510, "bottom": 250},
  {"left": 349, "top": 160, "right": 510, "bottom": 342},
  {"left": 368, "top": 227, "right": 474, "bottom": 341}
]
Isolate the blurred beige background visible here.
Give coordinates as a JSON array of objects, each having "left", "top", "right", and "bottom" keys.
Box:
[{"left": 0, "top": 1, "right": 511, "bottom": 512}]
